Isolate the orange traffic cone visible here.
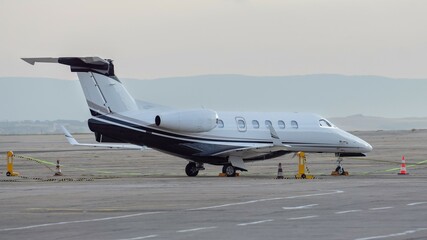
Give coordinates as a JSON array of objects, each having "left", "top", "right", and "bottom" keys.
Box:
[{"left": 398, "top": 155, "right": 409, "bottom": 175}]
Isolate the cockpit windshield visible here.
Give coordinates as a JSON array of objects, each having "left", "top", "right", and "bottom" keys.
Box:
[{"left": 319, "top": 119, "right": 333, "bottom": 128}]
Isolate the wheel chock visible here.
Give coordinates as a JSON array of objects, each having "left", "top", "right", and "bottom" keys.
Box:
[
  {"left": 218, "top": 172, "right": 240, "bottom": 177},
  {"left": 331, "top": 171, "right": 349, "bottom": 176}
]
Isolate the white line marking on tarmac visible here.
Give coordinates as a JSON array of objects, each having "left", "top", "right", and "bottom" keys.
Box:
[
  {"left": 407, "top": 202, "right": 427, "bottom": 206},
  {"left": 335, "top": 210, "right": 362, "bottom": 214},
  {"left": 287, "top": 215, "right": 318, "bottom": 220},
  {"left": 0, "top": 212, "right": 161, "bottom": 232},
  {"left": 369, "top": 207, "right": 394, "bottom": 211},
  {"left": 188, "top": 190, "right": 343, "bottom": 211},
  {"left": 237, "top": 219, "right": 274, "bottom": 226},
  {"left": 116, "top": 235, "right": 158, "bottom": 240},
  {"left": 187, "top": 198, "right": 282, "bottom": 211},
  {"left": 285, "top": 190, "right": 344, "bottom": 199},
  {"left": 354, "top": 228, "right": 427, "bottom": 240},
  {"left": 177, "top": 226, "right": 217, "bottom": 233},
  {"left": 282, "top": 204, "right": 318, "bottom": 210}
]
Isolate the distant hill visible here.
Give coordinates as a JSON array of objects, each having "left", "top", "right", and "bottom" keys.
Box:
[
  {"left": 1, "top": 115, "right": 427, "bottom": 134},
  {"left": 0, "top": 120, "right": 89, "bottom": 134},
  {"left": 329, "top": 115, "right": 427, "bottom": 131},
  {"left": 1, "top": 74, "right": 427, "bottom": 131}
]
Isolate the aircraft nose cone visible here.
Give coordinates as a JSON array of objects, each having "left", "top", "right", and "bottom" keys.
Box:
[
  {"left": 360, "top": 140, "right": 373, "bottom": 152},
  {"left": 365, "top": 142, "right": 373, "bottom": 152}
]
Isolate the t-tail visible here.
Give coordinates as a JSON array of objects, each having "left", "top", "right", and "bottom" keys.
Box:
[{"left": 21, "top": 57, "right": 138, "bottom": 117}]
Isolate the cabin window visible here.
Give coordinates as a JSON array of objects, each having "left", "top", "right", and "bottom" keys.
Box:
[
  {"left": 291, "top": 120, "right": 298, "bottom": 129},
  {"left": 217, "top": 119, "right": 224, "bottom": 128},
  {"left": 238, "top": 119, "right": 245, "bottom": 129},
  {"left": 319, "top": 119, "right": 332, "bottom": 128},
  {"left": 235, "top": 117, "right": 247, "bottom": 132},
  {"left": 265, "top": 120, "right": 272, "bottom": 128},
  {"left": 252, "top": 120, "right": 260, "bottom": 129},
  {"left": 278, "top": 120, "right": 285, "bottom": 129}
]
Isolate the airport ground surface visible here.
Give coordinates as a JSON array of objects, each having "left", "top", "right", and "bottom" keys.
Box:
[{"left": 0, "top": 130, "right": 426, "bottom": 240}]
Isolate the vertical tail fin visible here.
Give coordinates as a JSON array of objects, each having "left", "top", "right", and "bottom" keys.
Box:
[{"left": 22, "top": 57, "right": 138, "bottom": 116}]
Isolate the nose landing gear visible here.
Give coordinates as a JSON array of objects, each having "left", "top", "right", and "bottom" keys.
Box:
[{"left": 331, "top": 157, "right": 349, "bottom": 176}]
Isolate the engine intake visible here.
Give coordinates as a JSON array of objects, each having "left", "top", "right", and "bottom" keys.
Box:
[{"left": 155, "top": 109, "right": 218, "bottom": 133}]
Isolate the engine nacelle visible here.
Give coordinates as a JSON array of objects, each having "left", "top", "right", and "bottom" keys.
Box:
[{"left": 155, "top": 109, "right": 218, "bottom": 133}]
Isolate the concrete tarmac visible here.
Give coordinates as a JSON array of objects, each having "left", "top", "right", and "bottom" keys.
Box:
[{"left": 0, "top": 130, "right": 426, "bottom": 240}]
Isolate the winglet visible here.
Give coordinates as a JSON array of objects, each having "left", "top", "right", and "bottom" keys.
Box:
[
  {"left": 267, "top": 123, "right": 282, "bottom": 146},
  {"left": 60, "top": 126, "right": 79, "bottom": 145}
]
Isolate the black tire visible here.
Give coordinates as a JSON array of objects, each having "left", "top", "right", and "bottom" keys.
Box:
[
  {"left": 335, "top": 166, "right": 344, "bottom": 175},
  {"left": 6, "top": 172, "right": 11, "bottom": 177},
  {"left": 185, "top": 162, "right": 199, "bottom": 177},
  {"left": 224, "top": 165, "right": 236, "bottom": 177},
  {"left": 222, "top": 165, "right": 227, "bottom": 173},
  {"left": 301, "top": 173, "right": 306, "bottom": 179}
]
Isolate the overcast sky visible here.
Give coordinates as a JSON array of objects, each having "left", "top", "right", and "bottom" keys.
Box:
[{"left": 1, "top": 0, "right": 427, "bottom": 80}]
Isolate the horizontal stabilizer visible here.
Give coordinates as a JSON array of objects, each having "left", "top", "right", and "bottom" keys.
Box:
[
  {"left": 22, "top": 57, "right": 59, "bottom": 65},
  {"left": 21, "top": 57, "right": 115, "bottom": 77},
  {"left": 61, "top": 126, "right": 147, "bottom": 150}
]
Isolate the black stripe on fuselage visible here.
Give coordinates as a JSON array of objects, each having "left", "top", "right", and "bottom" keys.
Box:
[
  {"left": 95, "top": 114, "right": 339, "bottom": 146},
  {"left": 88, "top": 118, "right": 236, "bottom": 164}
]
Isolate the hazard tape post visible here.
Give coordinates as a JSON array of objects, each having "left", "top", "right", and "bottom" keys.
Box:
[
  {"left": 55, "top": 160, "right": 63, "bottom": 176},
  {"left": 295, "top": 152, "right": 315, "bottom": 179},
  {"left": 2, "top": 151, "right": 94, "bottom": 182},
  {"left": 6, "top": 151, "right": 19, "bottom": 177},
  {"left": 276, "top": 163, "right": 284, "bottom": 179}
]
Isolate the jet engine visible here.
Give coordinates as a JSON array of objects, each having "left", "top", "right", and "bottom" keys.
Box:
[{"left": 155, "top": 109, "right": 218, "bottom": 133}]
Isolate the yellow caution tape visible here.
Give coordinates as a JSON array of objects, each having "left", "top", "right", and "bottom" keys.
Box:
[
  {"left": 14, "top": 154, "right": 56, "bottom": 173},
  {"left": 12, "top": 153, "right": 142, "bottom": 176}
]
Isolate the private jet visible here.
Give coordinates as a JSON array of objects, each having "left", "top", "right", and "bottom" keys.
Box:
[{"left": 22, "top": 57, "right": 372, "bottom": 177}]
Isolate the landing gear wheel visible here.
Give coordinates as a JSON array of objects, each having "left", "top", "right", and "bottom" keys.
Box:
[
  {"left": 222, "top": 165, "right": 227, "bottom": 173},
  {"left": 334, "top": 157, "right": 346, "bottom": 175},
  {"left": 224, "top": 165, "right": 236, "bottom": 177},
  {"left": 301, "top": 173, "right": 306, "bottom": 179},
  {"left": 6, "top": 172, "right": 11, "bottom": 177},
  {"left": 185, "top": 162, "right": 199, "bottom": 177},
  {"left": 335, "top": 166, "right": 345, "bottom": 175}
]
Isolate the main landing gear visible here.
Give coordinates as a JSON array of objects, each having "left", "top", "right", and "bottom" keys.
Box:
[
  {"left": 222, "top": 164, "right": 236, "bottom": 177},
  {"left": 185, "top": 162, "right": 205, "bottom": 177}
]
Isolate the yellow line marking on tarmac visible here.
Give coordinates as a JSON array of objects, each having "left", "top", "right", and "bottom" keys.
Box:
[
  {"left": 14, "top": 154, "right": 143, "bottom": 176},
  {"left": 360, "top": 159, "right": 427, "bottom": 175}
]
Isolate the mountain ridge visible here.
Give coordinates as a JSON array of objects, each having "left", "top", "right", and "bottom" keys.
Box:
[{"left": 1, "top": 74, "right": 427, "bottom": 131}]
